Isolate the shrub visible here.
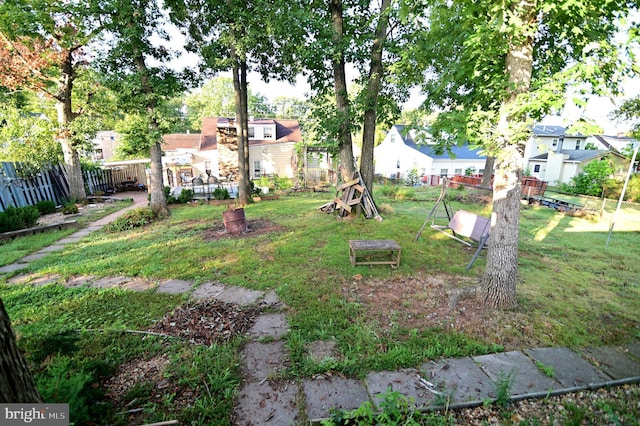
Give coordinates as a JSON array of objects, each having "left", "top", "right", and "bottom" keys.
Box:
[
  {"left": 106, "top": 207, "right": 157, "bottom": 232},
  {"left": 177, "top": 188, "right": 194, "bottom": 204},
  {"left": 213, "top": 187, "right": 230, "bottom": 200},
  {"left": 62, "top": 202, "right": 79, "bottom": 215},
  {"left": 273, "top": 174, "right": 293, "bottom": 191},
  {"left": 35, "top": 200, "right": 57, "bottom": 215},
  {"left": 0, "top": 205, "right": 40, "bottom": 232},
  {"left": 405, "top": 168, "right": 419, "bottom": 186}
]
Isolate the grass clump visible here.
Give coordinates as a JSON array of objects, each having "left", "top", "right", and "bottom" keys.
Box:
[
  {"left": 35, "top": 200, "right": 57, "bottom": 215},
  {"left": 106, "top": 207, "right": 158, "bottom": 232}
]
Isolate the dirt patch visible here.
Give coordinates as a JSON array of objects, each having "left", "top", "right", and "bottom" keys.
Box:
[
  {"left": 342, "top": 272, "right": 542, "bottom": 351},
  {"left": 202, "top": 219, "right": 286, "bottom": 241}
]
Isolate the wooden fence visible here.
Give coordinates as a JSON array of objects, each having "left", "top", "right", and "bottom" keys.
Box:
[{"left": 0, "top": 162, "right": 147, "bottom": 212}]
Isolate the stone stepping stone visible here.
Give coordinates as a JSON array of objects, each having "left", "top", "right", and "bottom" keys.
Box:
[
  {"left": 581, "top": 346, "right": 640, "bottom": 380},
  {"left": 121, "top": 278, "right": 155, "bottom": 292},
  {"left": 57, "top": 237, "right": 82, "bottom": 244},
  {"left": 365, "top": 369, "right": 433, "bottom": 409},
  {"left": 234, "top": 381, "right": 299, "bottom": 425},
  {"left": 64, "top": 275, "right": 96, "bottom": 288},
  {"left": 0, "top": 263, "right": 30, "bottom": 274},
  {"left": 242, "top": 341, "right": 289, "bottom": 381},
  {"left": 247, "top": 313, "right": 288, "bottom": 340},
  {"left": 525, "top": 347, "right": 609, "bottom": 387},
  {"left": 20, "top": 252, "right": 49, "bottom": 262},
  {"left": 473, "top": 351, "right": 561, "bottom": 396},
  {"left": 216, "top": 286, "right": 264, "bottom": 306},
  {"left": 421, "top": 357, "right": 496, "bottom": 403},
  {"left": 91, "top": 276, "right": 131, "bottom": 289},
  {"left": 262, "top": 290, "right": 283, "bottom": 307},
  {"left": 190, "top": 282, "right": 227, "bottom": 300},
  {"left": 303, "top": 377, "right": 370, "bottom": 422},
  {"left": 155, "top": 279, "right": 194, "bottom": 294},
  {"left": 37, "top": 244, "right": 65, "bottom": 253}
]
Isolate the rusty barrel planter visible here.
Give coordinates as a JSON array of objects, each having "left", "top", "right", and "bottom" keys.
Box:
[{"left": 222, "top": 207, "right": 247, "bottom": 234}]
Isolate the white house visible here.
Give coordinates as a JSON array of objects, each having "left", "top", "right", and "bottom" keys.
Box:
[
  {"left": 524, "top": 125, "right": 629, "bottom": 184},
  {"left": 374, "top": 125, "right": 487, "bottom": 181}
]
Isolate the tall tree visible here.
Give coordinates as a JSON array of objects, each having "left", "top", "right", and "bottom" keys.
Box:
[
  {"left": 0, "top": 299, "right": 42, "bottom": 403},
  {"left": 0, "top": 0, "right": 103, "bottom": 200},
  {"left": 405, "top": 0, "right": 637, "bottom": 309},
  {"left": 169, "top": 0, "right": 304, "bottom": 204},
  {"left": 97, "top": 0, "right": 191, "bottom": 217}
]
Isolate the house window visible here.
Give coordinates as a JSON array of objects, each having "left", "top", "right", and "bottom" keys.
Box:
[
  {"left": 454, "top": 168, "right": 462, "bottom": 175},
  {"left": 575, "top": 140, "right": 581, "bottom": 150},
  {"left": 552, "top": 139, "right": 558, "bottom": 148},
  {"left": 253, "top": 160, "right": 262, "bottom": 177},
  {"left": 248, "top": 127, "right": 255, "bottom": 138},
  {"left": 440, "top": 168, "right": 448, "bottom": 177},
  {"left": 95, "top": 149, "right": 103, "bottom": 160},
  {"left": 390, "top": 134, "right": 396, "bottom": 143},
  {"left": 264, "top": 127, "right": 273, "bottom": 139},
  {"left": 534, "top": 164, "right": 540, "bottom": 173},
  {"left": 396, "top": 160, "right": 400, "bottom": 169}
]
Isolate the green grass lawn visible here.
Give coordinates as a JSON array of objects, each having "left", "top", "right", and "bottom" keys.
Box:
[{"left": 1, "top": 187, "right": 638, "bottom": 424}]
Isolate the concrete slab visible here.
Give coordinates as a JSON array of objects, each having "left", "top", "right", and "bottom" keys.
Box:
[
  {"left": 0, "top": 263, "right": 29, "bottom": 274},
  {"left": 304, "top": 377, "right": 370, "bottom": 421},
  {"left": 581, "top": 346, "right": 640, "bottom": 380},
  {"left": 155, "top": 279, "right": 194, "bottom": 294},
  {"left": 121, "top": 278, "right": 155, "bottom": 292},
  {"left": 525, "top": 347, "right": 609, "bottom": 387},
  {"left": 217, "top": 286, "right": 264, "bottom": 306},
  {"left": 64, "top": 275, "right": 96, "bottom": 288},
  {"left": 622, "top": 342, "right": 640, "bottom": 362},
  {"left": 20, "top": 252, "right": 49, "bottom": 262},
  {"left": 70, "top": 230, "right": 92, "bottom": 238},
  {"left": 365, "top": 369, "right": 433, "bottom": 409},
  {"left": 56, "top": 237, "right": 82, "bottom": 244},
  {"left": 422, "top": 357, "right": 496, "bottom": 403},
  {"left": 242, "top": 341, "right": 289, "bottom": 381},
  {"left": 262, "top": 290, "right": 283, "bottom": 307},
  {"left": 247, "top": 313, "right": 289, "bottom": 340},
  {"left": 234, "top": 381, "right": 299, "bottom": 425},
  {"left": 7, "top": 273, "right": 39, "bottom": 284},
  {"left": 190, "top": 282, "right": 227, "bottom": 300},
  {"left": 91, "top": 276, "right": 131, "bottom": 289},
  {"left": 29, "top": 274, "right": 62, "bottom": 287},
  {"left": 473, "top": 351, "right": 561, "bottom": 396},
  {"left": 37, "top": 244, "right": 65, "bottom": 253}
]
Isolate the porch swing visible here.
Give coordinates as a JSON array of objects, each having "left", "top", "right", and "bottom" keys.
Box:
[{"left": 415, "top": 177, "right": 492, "bottom": 271}]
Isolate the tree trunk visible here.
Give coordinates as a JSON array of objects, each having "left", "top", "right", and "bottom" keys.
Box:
[
  {"left": 0, "top": 299, "right": 42, "bottom": 403},
  {"left": 481, "top": 156, "right": 495, "bottom": 187},
  {"left": 359, "top": 0, "right": 391, "bottom": 195},
  {"left": 480, "top": 0, "right": 536, "bottom": 310},
  {"left": 232, "top": 52, "right": 252, "bottom": 205},
  {"left": 149, "top": 141, "right": 169, "bottom": 217},
  {"left": 56, "top": 50, "right": 86, "bottom": 201},
  {"left": 134, "top": 54, "right": 168, "bottom": 217},
  {"left": 330, "top": 0, "right": 355, "bottom": 182}
]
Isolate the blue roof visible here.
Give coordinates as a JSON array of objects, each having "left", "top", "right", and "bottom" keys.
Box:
[{"left": 393, "top": 125, "right": 485, "bottom": 160}]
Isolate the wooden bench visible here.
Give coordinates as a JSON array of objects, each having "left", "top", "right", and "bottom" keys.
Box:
[
  {"left": 349, "top": 239, "right": 401, "bottom": 268},
  {"left": 432, "top": 210, "right": 490, "bottom": 271}
]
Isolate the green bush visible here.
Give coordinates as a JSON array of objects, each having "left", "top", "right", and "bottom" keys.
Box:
[
  {"left": 213, "top": 187, "right": 231, "bottom": 200},
  {"left": 106, "top": 207, "right": 158, "bottom": 232},
  {"left": 273, "top": 174, "right": 293, "bottom": 191},
  {"left": 62, "top": 204, "right": 79, "bottom": 215},
  {"left": 0, "top": 205, "right": 40, "bottom": 232},
  {"left": 177, "top": 188, "right": 194, "bottom": 204},
  {"left": 35, "top": 200, "right": 57, "bottom": 215}
]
